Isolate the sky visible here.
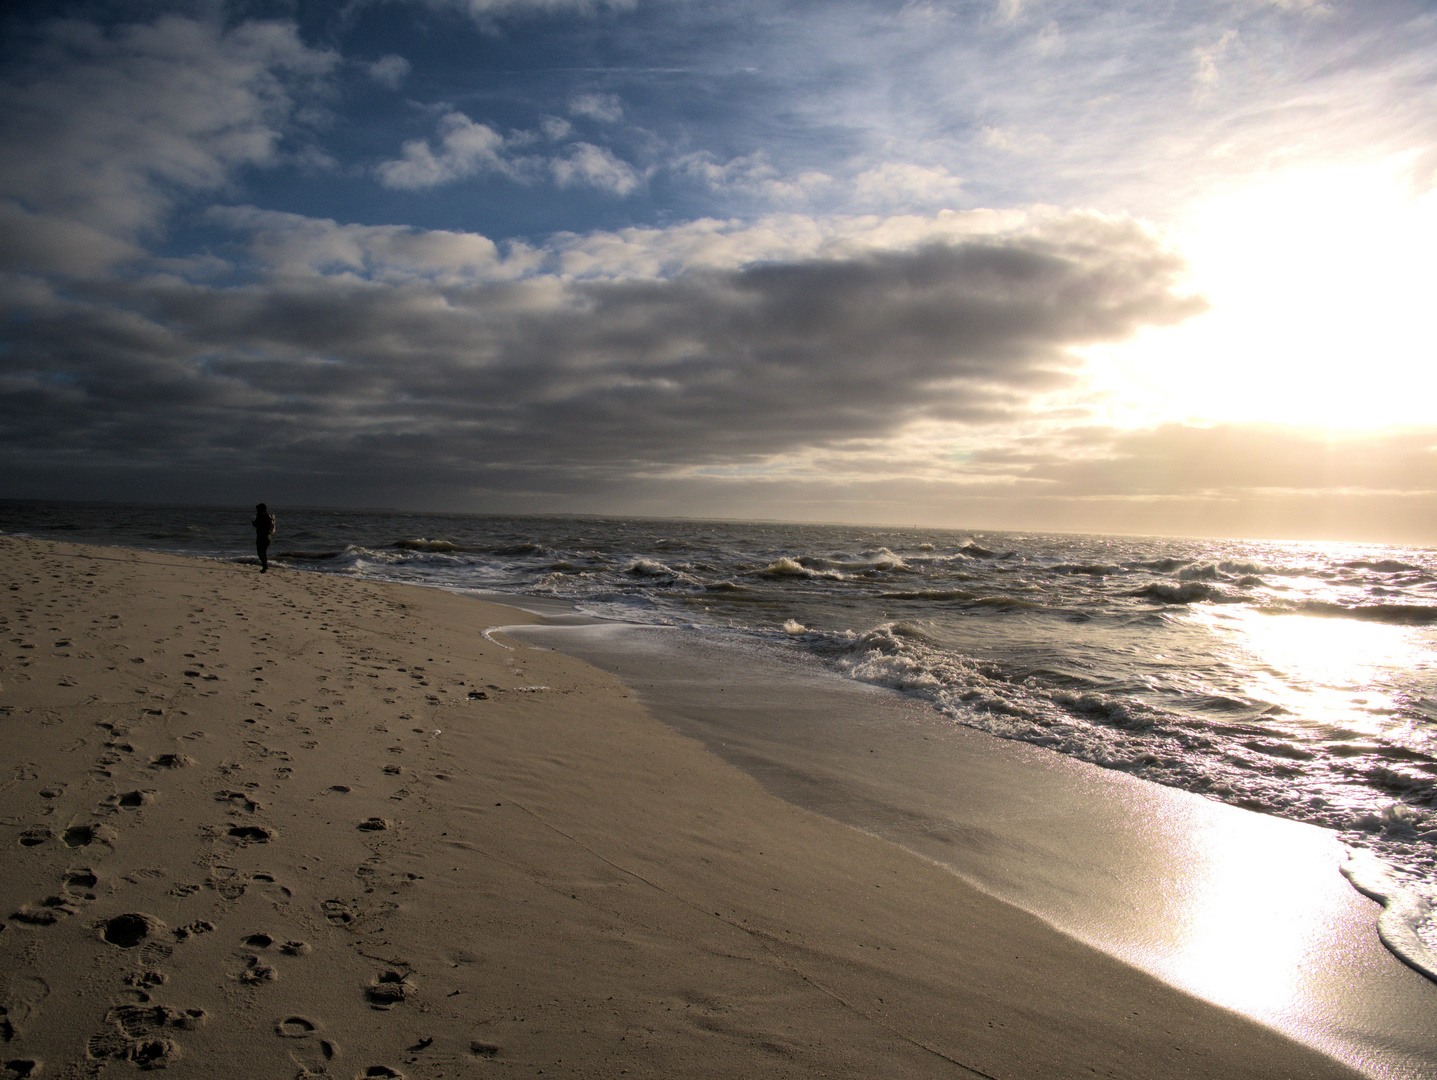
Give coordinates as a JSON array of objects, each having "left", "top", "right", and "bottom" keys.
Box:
[{"left": 1, "top": 0, "right": 1435, "bottom": 542}]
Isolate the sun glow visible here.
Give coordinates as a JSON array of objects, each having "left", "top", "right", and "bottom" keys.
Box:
[{"left": 1087, "top": 159, "right": 1437, "bottom": 431}]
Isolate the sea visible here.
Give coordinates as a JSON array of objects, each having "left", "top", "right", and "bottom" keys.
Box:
[{"left": 5, "top": 498, "right": 1435, "bottom": 983}]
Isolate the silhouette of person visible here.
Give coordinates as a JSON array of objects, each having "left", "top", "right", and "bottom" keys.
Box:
[{"left": 252, "top": 503, "right": 275, "bottom": 572}]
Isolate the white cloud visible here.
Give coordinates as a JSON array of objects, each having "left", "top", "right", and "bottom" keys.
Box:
[
  {"left": 375, "top": 111, "right": 512, "bottom": 188},
  {"left": 209, "top": 206, "right": 529, "bottom": 282},
  {"left": 570, "top": 92, "right": 624, "bottom": 123},
  {"left": 377, "top": 112, "right": 646, "bottom": 195},
  {"left": 0, "top": 14, "right": 335, "bottom": 258},
  {"left": 1193, "top": 30, "right": 1240, "bottom": 90},
  {"left": 367, "top": 54, "right": 411, "bottom": 89},
  {"left": 995, "top": 0, "right": 1026, "bottom": 24},
  {"left": 850, "top": 162, "right": 965, "bottom": 208},
  {"left": 551, "top": 142, "right": 642, "bottom": 195},
  {"left": 981, "top": 125, "right": 1051, "bottom": 155}
]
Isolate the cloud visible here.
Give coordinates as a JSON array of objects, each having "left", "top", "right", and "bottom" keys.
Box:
[
  {"left": 0, "top": 210, "right": 1204, "bottom": 507},
  {"left": 366, "top": 54, "right": 411, "bottom": 89},
  {"left": 850, "top": 163, "right": 964, "bottom": 208},
  {"left": 0, "top": 14, "right": 335, "bottom": 266},
  {"left": 207, "top": 207, "right": 528, "bottom": 282},
  {"left": 377, "top": 110, "right": 645, "bottom": 195},
  {"left": 675, "top": 152, "right": 966, "bottom": 211},
  {"left": 570, "top": 92, "right": 623, "bottom": 123},
  {"left": 375, "top": 110, "right": 512, "bottom": 188},
  {"left": 419, "top": 0, "right": 637, "bottom": 18},
  {"left": 1027, "top": 424, "right": 1437, "bottom": 497},
  {"left": 551, "top": 143, "right": 642, "bottom": 195}
]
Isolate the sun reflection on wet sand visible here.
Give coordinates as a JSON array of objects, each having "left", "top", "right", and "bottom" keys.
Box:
[
  {"left": 1143, "top": 804, "right": 1372, "bottom": 1026},
  {"left": 1034, "top": 771, "right": 1432, "bottom": 1080}
]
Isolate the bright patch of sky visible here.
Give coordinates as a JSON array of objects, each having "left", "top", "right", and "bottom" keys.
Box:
[{"left": 1, "top": 0, "right": 1435, "bottom": 540}]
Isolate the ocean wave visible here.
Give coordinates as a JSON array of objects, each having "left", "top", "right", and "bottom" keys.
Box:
[
  {"left": 878, "top": 588, "right": 980, "bottom": 601},
  {"left": 704, "top": 580, "right": 752, "bottom": 593},
  {"left": 959, "top": 542, "right": 997, "bottom": 558},
  {"left": 1129, "top": 557, "right": 1193, "bottom": 573},
  {"left": 792, "top": 548, "right": 913, "bottom": 574},
  {"left": 1217, "top": 559, "right": 1267, "bottom": 575},
  {"left": 756, "top": 556, "right": 846, "bottom": 581},
  {"left": 1341, "top": 559, "right": 1424, "bottom": 573},
  {"left": 1264, "top": 599, "right": 1437, "bottom": 625},
  {"left": 492, "top": 542, "right": 550, "bottom": 556},
  {"left": 1177, "top": 563, "right": 1224, "bottom": 581},
  {"left": 967, "top": 595, "right": 1045, "bottom": 612},
  {"left": 1362, "top": 766, "right": 1437, "bottom": 801},
  {"left": 1050, "top": 563, "right": 1124, "bottom": 577},
  {"left": 1047, "top": 689, "right": 1157, "bottom": 731},
  {"left": 626, "top": 558, "right": 680, "bottom": 577},
  {"left": 393, "top": 537, "right": 465, "bottom": 553},
  {"left": 1131, "top": 581, "right": 1239, "bottom": 604},
  {"left": 1342, "top": 850, "right": 1437, "bottom": 984}
]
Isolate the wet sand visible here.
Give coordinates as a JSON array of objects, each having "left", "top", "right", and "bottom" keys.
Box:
[
  {"left": 505, "top": 621, "right": 1437, "bottom": 1078},
  {"left": 0, "top": 535, "right": 1384, "bottom": 1078}
]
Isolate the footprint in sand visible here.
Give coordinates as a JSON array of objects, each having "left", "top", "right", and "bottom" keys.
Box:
[
  {"left": 99, "top": 913, "right": 165, "bottom": 949},
  {"left": 234, "top": 956, "right": 277, "bottom": 984},
  {"left": 172, "top": 920, "right": 216, "bottom": 942},
  {"left": 246, "top": 871, "right": 293, "bottom": 900},
  {"left": 63, "top": 869, "right": 98, "bottom": 899},
  {"left": 226, "top": 825, "right": 276, "bottom": 844},
  {"left": 106, "top": 790, "right": 157, "bottom": 811},
  {"left": 207, "top": 867, "right": 247, "bottom": 901},
  {"left": 213, "top": 790, "right": 262, "bottom": 813},
  {"left": 85, "top": 1003, "right": 207, "bottom": 1070},
  {"left": 148, "top": 753, "right": 197, "bottom": 770},
  {"left": 278, "top": 1018, "right": 338, "bottom": 1077},
  {"left": 8, "top": 897, "right": 77, "bottom": 927},
  {"left": 364, "top": 971, "right": 415, "bottom": 1010},
  {"left": 62, "top": 823, "right": 116, "bottom": 849},
  {"left": 1, "top": 976, "right": 50, "bottom": 1037},
  {"left": 321, "top": 900, "right": 356, "bottom": 926},
  {"left": 123, "top": 970, "right": 167, "bottom": 993}
]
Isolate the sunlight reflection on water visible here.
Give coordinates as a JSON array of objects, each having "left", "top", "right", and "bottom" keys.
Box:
[{"left": 1195, "top": 608, "right": 1431, "bottom": 733}]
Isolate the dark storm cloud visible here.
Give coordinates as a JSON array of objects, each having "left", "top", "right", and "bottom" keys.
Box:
[{"left": 0, "top": 213, "right": 1203, "bottom": 501}]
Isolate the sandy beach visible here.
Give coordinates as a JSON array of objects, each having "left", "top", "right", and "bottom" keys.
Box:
[{"left": 0, "top": 536, "right": 1388, "bottom": 1078}]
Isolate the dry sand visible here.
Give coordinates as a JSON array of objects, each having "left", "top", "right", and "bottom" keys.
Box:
[{"left": 0, "top": 536, "right": 1369, "bottom": 1079}]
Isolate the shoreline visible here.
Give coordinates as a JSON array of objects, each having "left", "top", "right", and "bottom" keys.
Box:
[
  {"left": 0, "top": 536, "right": 1411, "bottom": 1078},
  {"left": 501, "top": 620, "right": 1437, "bottom": 1077}
]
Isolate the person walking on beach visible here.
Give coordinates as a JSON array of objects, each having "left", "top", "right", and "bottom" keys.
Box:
[{"left": 252, "top": 503, "right": 275, "bottom": 572}]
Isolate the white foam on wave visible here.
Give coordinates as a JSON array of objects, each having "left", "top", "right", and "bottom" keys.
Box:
[
  {"left": 758, "top": 556, "right": 845, "bottom": 580},
  {"left": 393, "top": 537, "right": 466, "bottom": 552},
  {"left": 1342, "top": 849, "right": 1437, "bottom": 982}
]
